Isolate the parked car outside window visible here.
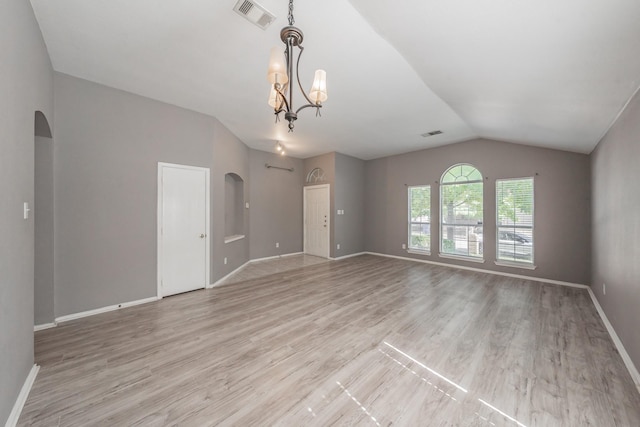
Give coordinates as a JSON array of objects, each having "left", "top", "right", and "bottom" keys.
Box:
[{"left": 498, "top": 230, "right": 532, "bottom": 260}]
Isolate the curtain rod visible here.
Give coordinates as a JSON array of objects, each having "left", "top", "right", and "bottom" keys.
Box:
[{"left": 265, "top": 163, "right": 294, "bottom": 172}]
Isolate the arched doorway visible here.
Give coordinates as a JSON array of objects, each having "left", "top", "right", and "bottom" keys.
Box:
[{"left": 34, "top": 111, "right": 55, "bottom": 328}]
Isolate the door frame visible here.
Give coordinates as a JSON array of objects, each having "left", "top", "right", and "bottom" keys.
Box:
[
  {"left": 157, "top": 162, "right": 210, "bottom": 299},
  {"left": 303, "top": 184, "right": 331, "bottom": 258}
]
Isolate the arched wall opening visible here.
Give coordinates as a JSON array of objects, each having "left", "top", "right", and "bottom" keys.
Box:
[
  {"left": 34, "top": 111, "right": 54, "bottom": 326},
  {"left": 224, "top": 172, "right": 245, "bottom": 240}
]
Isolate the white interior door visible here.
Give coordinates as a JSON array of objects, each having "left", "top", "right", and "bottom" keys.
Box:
[
  {"left": 304, "top": 184, "right": 330, "bottom": 258},
  {"left": 158, "top": 163, "right": 210, "bottom": 297}
]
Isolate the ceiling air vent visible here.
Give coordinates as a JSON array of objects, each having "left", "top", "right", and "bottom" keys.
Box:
[
  {"left": 421, "top": 130, "right": 443, "bottom": 137},
  {"left": 233, "top": 0, "right": 276, "bottom": 30}
]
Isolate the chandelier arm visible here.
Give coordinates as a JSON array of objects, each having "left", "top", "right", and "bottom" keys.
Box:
[
  {"left": 294, "top": 103, "right": 322, "bottom": 115},
  {"left": 273, "top": 84, "right": 290, "bottom": 114},
  {"left": 294, "top": 45, "right": 317, "bottom": 107}
]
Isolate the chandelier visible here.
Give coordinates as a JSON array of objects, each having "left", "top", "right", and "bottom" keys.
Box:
[{"left": 267, "top": 0, "right": 327, "bottom": 132}]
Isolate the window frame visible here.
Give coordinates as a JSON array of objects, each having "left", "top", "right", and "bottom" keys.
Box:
[
  {"left": 495, "top": 177, "right": 535, "bottom": 268},
  {"left": 439, "top": 163, "right": 484, "bottom": 262},
  {"left": 407, "top": 185, "right": 431, "bottom": 254}
]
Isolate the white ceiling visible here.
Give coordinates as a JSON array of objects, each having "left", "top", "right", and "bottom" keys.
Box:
[{"left": 30, "top": 0, "right": 640, "bottom": 160}]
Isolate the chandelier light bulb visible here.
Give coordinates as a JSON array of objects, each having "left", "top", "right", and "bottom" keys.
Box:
[
  {"left": 309, "top": 69, "right": 328, "bottom": 104},
  {"left": 268, "top": 86, "right": 283, "bottom": 109}
]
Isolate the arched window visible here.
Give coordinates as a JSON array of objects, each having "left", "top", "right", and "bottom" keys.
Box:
[
  {"left": 306, "top": 167, "right": 326, "bottom": 184},
  {"left": 440, "top": 164, "right": 483, "bottom": 259}
]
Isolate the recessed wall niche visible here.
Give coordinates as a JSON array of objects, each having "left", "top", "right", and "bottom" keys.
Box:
[{"left": 224, "top": 172, "right": 245, "bottom": 242}]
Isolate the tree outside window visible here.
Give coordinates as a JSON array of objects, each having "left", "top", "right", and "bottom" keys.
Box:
[
  {"left": 496, "top": 178, "right": 534, "bottom": 264},
  {"left": 408, "top": 186, "right": 430, "bottom": 252},
  {"left": 440, "top": 164, "right": 483, "bottom": 259}
]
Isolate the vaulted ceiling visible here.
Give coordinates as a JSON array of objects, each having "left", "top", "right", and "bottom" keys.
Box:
[{"left": 30, "top": 0, "right": 640, "bottom": 160}]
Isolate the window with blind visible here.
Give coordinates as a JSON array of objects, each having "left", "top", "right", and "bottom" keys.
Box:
[
  {"left": 440, "top": 164, "right": 483, "bottom": 260},
  {"left": 408, "top": 186, "right": 431, "bottom": 253},
  {"left": 496, "top": 177, "right": 534, "bottom": 264}
]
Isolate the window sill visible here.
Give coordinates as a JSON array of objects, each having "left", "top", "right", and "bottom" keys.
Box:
[
  {"left": 224, "top": 234, "right": 245, "bottom": 244},
  {"left": 494, "top": 260, "right": 537, "bottom": 270},
  {"left": 438, "top": 253, "right": 485, "bottom": 264},
  {"left": 407, "top": 249, "right": 430, "bottom": 256}
]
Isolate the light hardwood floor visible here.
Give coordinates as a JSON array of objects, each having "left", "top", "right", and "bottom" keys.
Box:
[
  {"left": 19, "top": 255, "right": 640, "bottom": 426},
  {"left": 215, "top": 254, "right": 329, "bottom": 286}
]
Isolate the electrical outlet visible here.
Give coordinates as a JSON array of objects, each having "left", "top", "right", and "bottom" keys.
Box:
[
  {"left": 603, "top": 283, "right": 606, "bottom": 295},
  {"left": 224, "top": 257, "right": 228, "bottom": 265},
  {"left": 337, "top": 243, "right": 340, "bottom": 250},
  {"left": 402, "top": 243, "right": 407, "bottom": 249},
  {"left": 276, "top": 242, "right": 279, "bottom": 248}
]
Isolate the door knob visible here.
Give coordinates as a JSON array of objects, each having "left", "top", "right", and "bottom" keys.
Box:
[{"left": 200, "top": 234, "right": 206, "bottom": 238}]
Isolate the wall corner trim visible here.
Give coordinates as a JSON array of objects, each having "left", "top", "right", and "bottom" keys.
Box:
[
  {"left": 54, "top": 296, "right": 160, "bottom": 324},
  {"left": 5, "top": 364, "right": 39, "bottom": 427},
  {"left": 587, "top": 288, "right": 640, "bottom": 395},
  {"left": 34, "top": 322, "right": 57, "bottom": 332}
]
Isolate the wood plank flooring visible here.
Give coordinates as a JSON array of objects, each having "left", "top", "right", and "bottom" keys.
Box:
[{"left": 19, "top": 255, "right": 640, "bottom": 426}]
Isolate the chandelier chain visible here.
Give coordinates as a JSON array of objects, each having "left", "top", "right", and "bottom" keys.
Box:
[{"left": 288, "top": 0, "right": 295, "bottom": 26}]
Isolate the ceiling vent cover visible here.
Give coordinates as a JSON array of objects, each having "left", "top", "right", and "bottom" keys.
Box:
[{"left": 233, "top": 0, "right": 276, "bottom": 30}]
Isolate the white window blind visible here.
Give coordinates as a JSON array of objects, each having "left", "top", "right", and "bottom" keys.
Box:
[
  {"left": 408, "top": 186, "right": 431, "bottom": 252},
  {"left": 440, "top": 164, "right": 483, "bottom": 259},
  {"left": 496, "top": 177, "right": 534, "bottom": 264}
]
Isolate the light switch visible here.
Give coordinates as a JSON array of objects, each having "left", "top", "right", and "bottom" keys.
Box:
[{"left": 23, "top": 202, "right": 30, "bottom": 219}]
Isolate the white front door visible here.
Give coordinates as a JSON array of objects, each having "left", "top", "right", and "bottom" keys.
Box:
[
  {"left": 158, "top": 163, "right": 210, "bottom": 297},
  {"left": 304, "top": 184, "right": 330, "bottom": 258}
]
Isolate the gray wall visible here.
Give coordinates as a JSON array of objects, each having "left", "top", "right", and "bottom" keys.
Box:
[
  {"left": 304, "top": 153, "right": 336, "bottom": 256},
  {"left": 249, "top": 150, "right": 304, "bottom": 259},
  {"left": 213, "top": 122, "right": 250, "bottom": 279},
  {"left": 364, "top": 138, "right": 591, "bottom": 284},
  {"left": 334, "top": 153, "right": 365, "bottom": 257},
  {"left": 53, "top": 73, "right": 250, "bottom": 316},
  {"left": 591, "top": 89, "right": 640, "bottom": 370},
  {"left": 35, "top": 135, "right": 55, "bottom": 325},
  {"left": 0, "top": 0, "right": 54, "bottom": 423}
]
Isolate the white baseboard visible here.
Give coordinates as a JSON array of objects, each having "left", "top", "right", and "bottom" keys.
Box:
[
  {"left": 587, "top": 288, "right": 640, "bottom": 395},
  {"left": 364, "top": 252, "right": 588, "bottom": 289},
  {"left": 5, "top": 364, "right": 39, "bottom": 427},
  {"left": 331, "top": 252, "right": 367, "bottom": 261},
  {"left": 33, "top": 322, "right": 57, "bottom": 332},
  {"left": 55, "top": 296, "right": 159, "bottom": 324}
]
